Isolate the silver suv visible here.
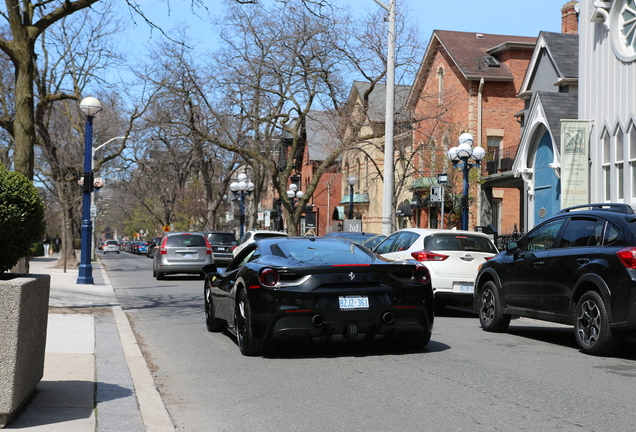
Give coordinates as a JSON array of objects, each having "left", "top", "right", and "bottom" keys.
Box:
[{"left": 152, "top": 232, "right": 212, "bottom": 280}]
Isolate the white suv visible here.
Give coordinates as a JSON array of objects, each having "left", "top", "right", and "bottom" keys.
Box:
[
  {"left": 374, "top": 229, "right": 498, "bottom": 310},
  {"left": 102, "top": 240, "right": 120, "bottom": 254},
  {"left": 232, "top": 230, "right": 288, "bottom": 257}
]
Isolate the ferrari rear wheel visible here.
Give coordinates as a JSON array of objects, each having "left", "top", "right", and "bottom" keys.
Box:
[
  {"left": 234, "top": 289, "right": 267, "bottom": 356},
  {"left": 205, "top": 284, "right": 222, "bottom": 332}
]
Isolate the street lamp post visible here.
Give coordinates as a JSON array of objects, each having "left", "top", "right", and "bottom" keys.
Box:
[
  {"left": 230, "top": 173, "right": 255, "bottom": 239},
  {"left": 347, "top": 176, "right": 357, "bottom": 219},
  {"left": 437, "top": 172, "right": 448, "bottom": 229},
  {"left": 77, "top": 97, "right": 103, "bottom": 284},
  {"left": 447, "top": 133, "right": 485, "bottom": 231}
]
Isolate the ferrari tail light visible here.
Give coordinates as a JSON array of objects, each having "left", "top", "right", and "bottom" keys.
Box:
[
  {"left": 204, "top": 237, "right": 212, "bottom": 255},
  {"left": 411, "top": 250, "right": 448, "bottom": 262},
  {"left": 414, "top": 265, "right": 431, "bottom": 284},
  {"left": 617, "top": 247, "right": 636, "bottom": 269},
  {"left": 259, "top": 268, "right": 279, "bottom": 287}
]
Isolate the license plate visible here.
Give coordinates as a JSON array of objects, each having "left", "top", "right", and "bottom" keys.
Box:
[
  {"left": 339, "top": 296, "right": 369, "bottom": 310},
  {"left": 181, "top": 253, "right": 194, "bottom": 259},
  {"left": 455, "top": 283, "right": 474, "bottom": 293}
]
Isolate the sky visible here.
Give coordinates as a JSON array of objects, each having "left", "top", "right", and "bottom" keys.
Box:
[{"left": 125, "top": 0, "right": 564, "bottom": 55}]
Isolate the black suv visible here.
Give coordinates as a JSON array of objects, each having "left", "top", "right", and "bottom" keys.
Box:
[{"left": 475, "top": 203, "right": 636, "bottom": 356}]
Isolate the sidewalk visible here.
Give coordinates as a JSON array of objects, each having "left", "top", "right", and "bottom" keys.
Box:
[{"left": 5, "top": 255, "right": 175, "bottom": 431}]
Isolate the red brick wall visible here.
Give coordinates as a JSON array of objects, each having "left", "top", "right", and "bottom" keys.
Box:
[
  {"left": 412, "top": 42, "right": 531, "bottom": 232},
  {"left": 561, "top": 1, "right": 579, "bottom": 35}
]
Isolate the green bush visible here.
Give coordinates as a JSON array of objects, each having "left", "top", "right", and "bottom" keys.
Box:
[{"left": 0, "top": 164, "right": 46, "bottom": 273}]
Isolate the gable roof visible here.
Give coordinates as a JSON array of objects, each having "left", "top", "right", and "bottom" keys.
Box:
[
  {"left": 348, "top": 81, "right": 412, "bottom": 123},
  {"left": 409, "top": 30, "right": 536, "bottom": 107},
  {"left": 305, "top": 110, "right": 341, "bottom": 162},
  {"left": 518, "top": 31, "right": 579, "bottom": 97}
]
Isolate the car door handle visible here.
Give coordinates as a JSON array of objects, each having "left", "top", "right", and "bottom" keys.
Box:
[
  {"left": 533, "top": 261, "right": 544, "bottom": 267},
  {"left": 576, "top": 258, "right": 590, "bottom": 265}
]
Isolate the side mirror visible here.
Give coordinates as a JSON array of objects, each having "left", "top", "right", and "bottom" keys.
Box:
[
  {"left": 506, "top": 241, "right": 519, "bottom": 254},
  {"left": 201, "top": 263, "right": 219, "bottom": 275}
]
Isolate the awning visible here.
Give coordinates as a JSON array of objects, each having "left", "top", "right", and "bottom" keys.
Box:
[
  {"left": 409, "top": 176, "right": 438, "bottom": 190},
  {"left": 332, "top": 206, "right": 345, "bottom": 220},
  {"left": 339, "top": 193, "right": 370, "bottom": 205}
]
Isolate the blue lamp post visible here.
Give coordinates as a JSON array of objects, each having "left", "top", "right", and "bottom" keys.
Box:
[
  {"left": 77, "top": 97, "right": 103, "bottom": 284},
  {"left": 447, "top": 133, "right": 485, "bottom": 231},
  {"left": 230, "top": 173, "right": 255, "bottom": 239}
]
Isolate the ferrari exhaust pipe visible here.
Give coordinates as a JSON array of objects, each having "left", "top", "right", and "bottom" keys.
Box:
[
  {"left": 382, "top": 312, "right": 395, "bottom": 325},
  {"left": 312, "top": 314, "right": 325, "bottom": 327}
]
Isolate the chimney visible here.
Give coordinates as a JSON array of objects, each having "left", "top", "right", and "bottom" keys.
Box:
[{"left": 562, "top": 1, "right": 579, "bottom": 34}]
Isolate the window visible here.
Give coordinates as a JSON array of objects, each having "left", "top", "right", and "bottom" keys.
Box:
[
  {"left": 437, "top": 67, "right": 444, "bottom": 105},
  {"left": 558, "top": 218, "right": 604, "bottom": 248},
  {"left": 602, "top": 131, "right": 611, "bottom": 201},
  {"left": 616, "top": 130, "right": 625, "bottom": 200},
  {"left": 520, "top": 218, "right": 565, "bottom": 252},
  {"left": 629, "top": 124, "right": 636, "bottom": 199}
]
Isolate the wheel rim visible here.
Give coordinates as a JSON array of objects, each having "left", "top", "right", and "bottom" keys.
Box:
[
  {"left": 205, "top": 287, "right": 213, "bottom": 325},
  {"left": 235, "top": 295, "right": 246, "bottom": 350},
  {"left": 479, "top": 288, "right": 495, "bottom": 326},
  {"left": 577, "top": 299, "right": 601, "bottom": 347}
]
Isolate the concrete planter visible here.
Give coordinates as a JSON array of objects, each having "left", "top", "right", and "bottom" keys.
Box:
[{"left": 0, "top": 274, "right": 50, "bottom": 428}]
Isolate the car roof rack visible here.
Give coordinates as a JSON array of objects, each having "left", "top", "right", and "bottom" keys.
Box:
[{"left": 558, "top": 203, "right": 635, "bottom": 214}]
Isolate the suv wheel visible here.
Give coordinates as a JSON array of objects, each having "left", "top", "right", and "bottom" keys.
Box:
[
  {"left": 478, "top": 281, "right": 511, "bottom": 332},
  {"left": 574, "top": 291, "right": 621, "bottom": 356}
]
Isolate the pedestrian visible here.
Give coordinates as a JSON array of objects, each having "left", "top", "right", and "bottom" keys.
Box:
[
  {"left": 53, "top": 235, "right": 62, "bottom": 253},
  {"left": 42, "top": 233, "right": 50, "bottom": 257}
]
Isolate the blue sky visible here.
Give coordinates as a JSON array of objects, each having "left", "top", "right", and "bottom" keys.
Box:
[{"left": 126, "top": 0, "right": 564, "bottom": 52}]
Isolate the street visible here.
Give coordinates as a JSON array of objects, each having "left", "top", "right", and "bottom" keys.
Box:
[{"left": 101, "top": 252, "right": 636, "bottom": 432}]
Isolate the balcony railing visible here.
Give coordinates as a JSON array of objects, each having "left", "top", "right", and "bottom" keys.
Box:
[{"left": 484, "top": 145, "right": 518, "bottom": 175}]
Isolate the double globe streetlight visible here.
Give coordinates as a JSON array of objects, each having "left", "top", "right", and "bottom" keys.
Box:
[
  {"left": 447, "top": 133, "right": 486, "bottom": 231},
  {"left": 230, "top": 173, "right": 255, "bottom": 239}
]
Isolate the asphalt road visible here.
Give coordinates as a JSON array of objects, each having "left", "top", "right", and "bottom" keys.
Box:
[{"left": 101, "top": 251, "right": 636, "bottom": 432}]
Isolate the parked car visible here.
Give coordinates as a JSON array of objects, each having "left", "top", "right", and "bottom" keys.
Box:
[
  {"left": 374, "top": 228, "right": 498, "bottom": 310},
  {"left": 203, "top": 236, "right": 434, "bottom": 356},
  {"left": 136, "top": 242, "right": 149, "bottom": 255},
  {"left": 474, "top": 203, "right": 636, "bottom": 356},
  {"left": 102, "top": 240, "right": 120, "bottom": 254},
  {"left": 147, "top": 236, "right": 163, "bottom": 258},
  {"left": 232, "top": 230, "right": 288, "bottom": 257},
  {"left": 324, "top": 232, "right": 386, "bottom": 249},
  {"left": 203, "top": 232, "right": 238, "bottom": 267},
  {"left": 152, "top": 232, "right": 213, "bottom": 280}
]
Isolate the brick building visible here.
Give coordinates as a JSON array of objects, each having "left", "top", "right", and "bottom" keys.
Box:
[{"left": 407, "top": 30, "right": 536, "bottom": 233}]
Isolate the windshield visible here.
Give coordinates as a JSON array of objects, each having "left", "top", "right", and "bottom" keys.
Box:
[{"left": 268, "top": 239, "right": 374, "bottom": 265}]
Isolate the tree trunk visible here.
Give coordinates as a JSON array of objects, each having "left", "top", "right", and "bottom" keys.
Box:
[{"left": 13, "top": 44, "right": 37, "bottom": 180}]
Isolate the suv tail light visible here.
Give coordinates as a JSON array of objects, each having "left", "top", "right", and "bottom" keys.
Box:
[
  {"left": 411, "top": 250, "right": 449, "bottom": 262},
  {"left": 204, "top": 237, "right": 212, "bottom": 255},
  {"left": 617, "top": 247, "right": 636, "bottom": 269},
  {"left": 159, "top": 236, "right": 168, "bottom": 255}
]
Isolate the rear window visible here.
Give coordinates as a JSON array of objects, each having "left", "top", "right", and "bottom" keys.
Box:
[
  {"left": 254, "top": 233, "right": 287, "bottom": 241},
  {"left": 106, "top": 240, "right": 118, "bottom": 245},
  {"left": 268, "top": 239, "right": 373, "bottom": 265},
  {"left": 425, "top": 234, "right": 497, "bottom": 253},
  {"left": 208, "top": 234, "right": 237, "bottom": 245},
  {"left": 166, "top": 234, "right": 206, "bottom": 247}
]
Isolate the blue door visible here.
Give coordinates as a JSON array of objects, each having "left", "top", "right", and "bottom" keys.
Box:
[{"left": 534, "top": 131, "right": 561, "bottom": 223}]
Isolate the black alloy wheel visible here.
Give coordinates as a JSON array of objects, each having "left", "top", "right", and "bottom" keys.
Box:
[
  {"left": 234, "top": 289, "right": 267, "bottom": 356},
  {"left": 478, "top": 281, "right": 511, "bottom": 332},
  {"left": 574, "top": 291, "right": 620, "bottom": 356},
  {"left": 393, "top": 329, "right": 432, "bottom": 350},
  {"left": 205, "top": 283, "right": 222, "bottom": 332}
]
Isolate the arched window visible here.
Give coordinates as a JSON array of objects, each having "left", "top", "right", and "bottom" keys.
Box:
[{"left": 437, "top": 66, "right": 445, "bottom": 105}]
